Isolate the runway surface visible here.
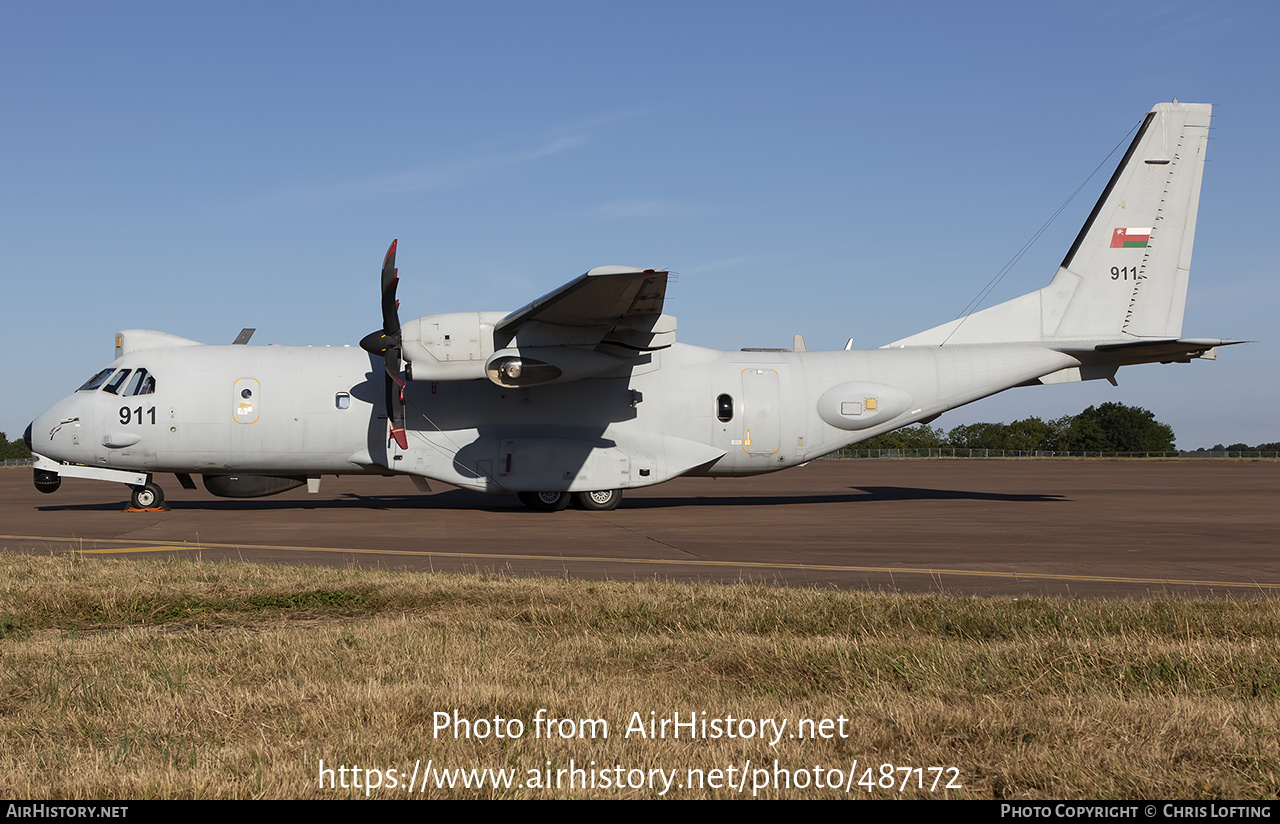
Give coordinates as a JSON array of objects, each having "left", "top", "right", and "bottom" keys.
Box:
[{"left": 3, "top": 460, "right": 1277, "bottom": 597}]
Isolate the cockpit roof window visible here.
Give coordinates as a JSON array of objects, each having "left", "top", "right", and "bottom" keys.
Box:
[
  {"left": 123, "top": 368, "right": 155, "bottom": 396},
  {"left": 102, "top": 369, "right": 132, "bottom": 395},
  {"left": 78, "top": 368, "right": 115, "bottom": 392}
]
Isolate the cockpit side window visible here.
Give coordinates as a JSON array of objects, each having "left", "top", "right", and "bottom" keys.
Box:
[
  {"left": 123, "top": 368, "right": 155, "bottom": 396},
  {"left": 102, "top": 369, "right": 132, "bottom": 395},
  {"left": 78, "top": 368, "right": 116, "bottom": 392}
]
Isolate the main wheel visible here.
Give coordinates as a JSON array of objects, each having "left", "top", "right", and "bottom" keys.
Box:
[
  {"left": 129, "top": 482, "right": 165, "bottom": 509},
  {"left": 517, "top": 491, "right": 570, "bottom": 512},
  {"left": 574, "top": 489, "right": 621, "bottom": 511}
]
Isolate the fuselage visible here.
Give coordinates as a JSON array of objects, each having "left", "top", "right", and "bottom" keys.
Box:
[{"left": 30, "top": 336, "right": 1078, "bottom": 497}]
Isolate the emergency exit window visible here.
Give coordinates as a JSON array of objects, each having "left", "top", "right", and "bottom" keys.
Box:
[{"left": 716, "top": 393, "right": 734, "bottom": 422}]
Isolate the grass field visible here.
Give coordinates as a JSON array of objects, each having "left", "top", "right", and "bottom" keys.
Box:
[{"left": 2, "top": 551, "right": 1278, "bottom": 799}]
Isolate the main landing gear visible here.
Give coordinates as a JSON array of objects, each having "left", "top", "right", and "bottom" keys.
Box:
[
  {"left": 517, "top": 489, "right": 621, "bottom": 512},
  {"left": 575, "top": 489, "right": 621, "bottom": 511}
]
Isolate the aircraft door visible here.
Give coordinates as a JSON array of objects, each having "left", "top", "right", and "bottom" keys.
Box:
[
  {"left": 741, "top": 368, "right": 781, "bottom": 455},
  {"left": 230, "top": 378, "right": 263, "bottom": 455},
  {"left": 233, "top": 379, "right": 260, "bottom": 424}
]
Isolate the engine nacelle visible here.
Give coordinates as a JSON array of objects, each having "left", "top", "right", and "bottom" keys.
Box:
[
  {"left": 484, "top": 347, "right": 628, "bottom": 388},
  {"left": 400, "top": 312, "right": 504, "bottom": 381}
]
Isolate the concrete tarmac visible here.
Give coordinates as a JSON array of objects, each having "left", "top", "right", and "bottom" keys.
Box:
[{"left": 2, "top": 460, "right": 1276, "bottom": 597}]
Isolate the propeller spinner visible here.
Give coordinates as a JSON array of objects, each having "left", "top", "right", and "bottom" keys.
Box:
[{"left": 359, "top": 240, "right": 408, "bottom": 449}]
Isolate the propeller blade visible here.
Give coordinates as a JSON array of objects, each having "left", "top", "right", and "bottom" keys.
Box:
[
  {"left": 360, "top": 239, "right": 402, "bottom": 355},
  {"left": 386, "top": 352, "right": 408, "bottom": 449},
  {"left": 359, "top": 240, "right": 409, "bottom": 450},
  {"left": 381, "top": 239, "right": 400, "bottom": 335},
  {"left": 385, "top": 335, "right": 407, "bottom": 449}
]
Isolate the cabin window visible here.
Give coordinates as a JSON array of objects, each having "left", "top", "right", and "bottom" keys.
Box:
[
  {"left": 335, "top": 392, "right": 350, "bottom": 410},
  {"left": 716, "top": 393, "right": 734, "bottom": 422},
  {"left": 102, "top": 369, "right": 132, "bottom": 395},
  {"left": 77, "top": 368, "right": 115, "bottom": 392},
  {"left": 122, "top": 368, "right": 155, "bottom": 396}
]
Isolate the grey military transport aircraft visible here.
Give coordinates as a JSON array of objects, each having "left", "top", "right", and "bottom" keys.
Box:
[{"left": 26, "top": 101, "right": 1237, "bottom": 511}]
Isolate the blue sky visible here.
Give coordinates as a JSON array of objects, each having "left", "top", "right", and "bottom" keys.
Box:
[{"left": 3, "top": 1, "right": 1275, "bottom": 449}]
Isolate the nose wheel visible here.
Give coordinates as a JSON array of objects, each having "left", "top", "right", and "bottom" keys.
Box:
[{"left": 129, "top": 482, "right": 166, "bottom": 510}]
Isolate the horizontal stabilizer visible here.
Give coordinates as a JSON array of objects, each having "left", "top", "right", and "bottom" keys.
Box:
[{"left": 1058, "top": 337, "right": 1245, "bottom": 365}]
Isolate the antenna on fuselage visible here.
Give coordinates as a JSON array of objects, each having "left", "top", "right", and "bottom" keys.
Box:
[{"left": 232, "top": 328, "right": 256, "bottom": 345}]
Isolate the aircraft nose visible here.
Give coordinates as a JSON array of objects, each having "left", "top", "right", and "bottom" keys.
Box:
[{"left": 23, "top": 422, "right": 32, "bottom": 452}]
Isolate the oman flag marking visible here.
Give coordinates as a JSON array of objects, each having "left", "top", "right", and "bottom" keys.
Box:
[{"left": 1110, "top": 227, "right": 1151, "bottom": 248}]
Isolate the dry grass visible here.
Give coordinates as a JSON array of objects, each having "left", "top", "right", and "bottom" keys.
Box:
[{"left": 2, "top": 551, "right": 1278, "bottom": 798}]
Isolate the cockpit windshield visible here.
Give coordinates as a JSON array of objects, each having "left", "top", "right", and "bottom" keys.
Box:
[
  {"left": 102, "top": 370, "right": 132, "bottom": 395},
  {"left": 77, "top": 368, "right": 116, "bottom": 392},
  {"left": 74, "top": 367, "right": 157, "bottom": 395}
]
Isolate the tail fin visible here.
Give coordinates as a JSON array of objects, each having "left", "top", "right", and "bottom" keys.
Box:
[{"left": 889, "top": 101, "right": 1212, "bottom": 347}]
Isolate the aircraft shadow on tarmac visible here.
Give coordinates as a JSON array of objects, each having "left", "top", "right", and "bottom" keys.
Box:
[
  {"left": 36, "top": 486, "right": 1064, "bottom": 513},
  {"left": 622, "top": 487, "right": 1065, "bottom": 508}
]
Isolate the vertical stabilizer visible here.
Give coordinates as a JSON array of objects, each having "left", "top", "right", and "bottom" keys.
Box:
[{"left": 888, "top": 101, "right": 1212, "bottom": 348}]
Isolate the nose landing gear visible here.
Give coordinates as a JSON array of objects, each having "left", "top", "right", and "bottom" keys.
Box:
[{"left": 128, "top": 482, "right": 166, "bottom": 510}]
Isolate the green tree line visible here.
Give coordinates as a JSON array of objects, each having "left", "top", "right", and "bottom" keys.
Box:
[
  {"left": 0, "top": 432, "right": 32, "bottom": 461},
  {"left": 858, "top": 402, "right": 1178, "bottom": 452}
]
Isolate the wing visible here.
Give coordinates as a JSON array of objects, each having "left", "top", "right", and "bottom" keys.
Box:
[
  {"left": 398, "top": 265, "right": 677, "bottom": 386},
  {"left": 495, "top": 266, "right": 674, "bottom": 352}
]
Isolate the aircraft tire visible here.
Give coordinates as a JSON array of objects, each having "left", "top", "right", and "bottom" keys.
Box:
[
  {"left": 518, "top": 491, "right": 570, "bottom": 512},
  {"left": 575, "top": 490, "right": 621, "bottom": 511},
  {"left": 130, "top": 482, "right": 165, "bottom": 509}
]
